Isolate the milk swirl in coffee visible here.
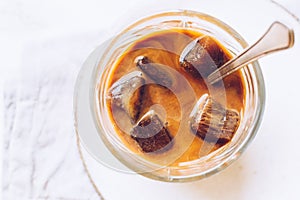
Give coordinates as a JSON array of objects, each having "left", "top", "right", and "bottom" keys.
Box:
[{"left": 106, "top": 29, "right": 244, "bottom": 166}]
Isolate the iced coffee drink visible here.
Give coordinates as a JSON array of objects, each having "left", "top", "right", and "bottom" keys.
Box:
[{"left": 105, "top": 28, "right": 244, "bottom": 166}]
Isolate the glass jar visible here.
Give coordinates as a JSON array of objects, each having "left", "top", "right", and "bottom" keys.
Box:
[{"left": 89, "top": 10, "right": 265, "bottom": 182}]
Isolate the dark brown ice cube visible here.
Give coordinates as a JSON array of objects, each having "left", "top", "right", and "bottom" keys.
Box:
[
  {"left": 189, "top": 94, "right": 240, "bottom": 145},
  {"left": 180, "top": 36, "right": 231, "bottom": 79},
  {"left": 131, "top": 111, "right": 173, "bottom": 153},
  {"left": 108, "top": 71, "right": 146, "bottom": 123},
  {"left": 136, "top": 56, "right": 174, "bottom": 88}
]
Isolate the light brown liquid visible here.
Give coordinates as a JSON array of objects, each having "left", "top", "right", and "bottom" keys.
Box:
[{"left": 106, "top": 29, "right": 245, "bottom": 167}]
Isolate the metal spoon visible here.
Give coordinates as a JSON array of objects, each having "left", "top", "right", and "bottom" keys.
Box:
[{"left": 207, "top": 21, "right": 295, "bottom": 84}]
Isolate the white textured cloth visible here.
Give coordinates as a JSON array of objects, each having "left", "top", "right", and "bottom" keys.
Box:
[{"left": 2, "top": 32, "right": 104, "bottom": 199}]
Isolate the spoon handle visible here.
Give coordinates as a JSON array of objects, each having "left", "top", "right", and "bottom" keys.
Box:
[{"left": 207, "top": 21, "right": 294, "bottom": 84}]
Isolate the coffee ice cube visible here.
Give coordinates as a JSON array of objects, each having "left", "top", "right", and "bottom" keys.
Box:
[
  {"left": 108, "top": 71, "right": 146, "bottom": 123},
  {"left": 180, "top": 36, "right": 230, "bottom": 79},
  {"left": 136, "top": 56, "right": 174, "bottom": 88},
  {"left": 189, "top": 94, "right": 240, "bottom": 145},
  {"left": 131, "top": 110, "right": 173, "bottom": 153}
]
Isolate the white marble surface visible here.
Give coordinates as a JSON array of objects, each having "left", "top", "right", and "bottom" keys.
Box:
[{"left": 1, "top": 0, "right": 300, "bottom": 200}]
